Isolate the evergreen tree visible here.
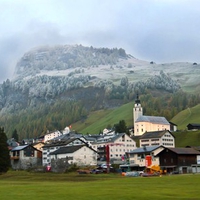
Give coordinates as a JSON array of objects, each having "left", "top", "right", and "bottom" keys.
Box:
[
  {"left": 12, "top": 129, "right": 19, "bottom": 142},
  {"left": 114, "top": 120, "right": 127, "bottom": 134},
  {"left": 0, "top": 127, "right": 10, "bottom": 173}
]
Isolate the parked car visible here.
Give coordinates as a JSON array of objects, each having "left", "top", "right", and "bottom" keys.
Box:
[{"left": 171, "top": 171, "right": 179, "bottom": 175}]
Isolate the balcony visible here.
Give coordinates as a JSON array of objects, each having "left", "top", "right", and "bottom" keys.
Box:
[{"left": 11, "top": 156, "right": 20, "bottom": 160}]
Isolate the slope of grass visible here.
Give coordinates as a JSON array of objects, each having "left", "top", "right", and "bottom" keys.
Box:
[
  {"left": 171, "top": 104, "right": 200, "bottom": 130},
  {"left": 173, "top": 130, "right": 200, "bottom": 147},
  {"left": 72, "top": 102, "right": 134, "bottom": 134}
]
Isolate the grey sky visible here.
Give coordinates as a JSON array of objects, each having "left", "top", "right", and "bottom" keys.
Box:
[{"left": 0, "top": 0, "right": 200, "bottom": 82}]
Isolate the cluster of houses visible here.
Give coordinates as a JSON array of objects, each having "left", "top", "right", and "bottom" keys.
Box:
[{"left": 7, "top": 94, "right": 200, "bottom": 174}]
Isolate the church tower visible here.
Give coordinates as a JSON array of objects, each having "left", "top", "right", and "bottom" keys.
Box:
[{"left": 133, "top": 93, "right": 143, "bottom": 129}]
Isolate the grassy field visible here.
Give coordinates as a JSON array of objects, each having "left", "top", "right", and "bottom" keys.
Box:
[
  {"left": 0, "top": 171, "right": 200, "bottom": 200},
  {"left": 173, "top": 130, "right": 200, "bottom": 147}
]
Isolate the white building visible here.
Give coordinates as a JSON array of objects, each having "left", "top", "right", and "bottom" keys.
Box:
[
  {"left": 139, "top": 130, "right": 175, "bottom": 148},
  {"left": 92, "top": 133, "right": 136, "bottom": 163},
  {"left": 133, "top": 94, "right": 170, "bottom": 136},
  {"left": 43, "top": 130, "right": 62, "bottom": 143},
  {"left": 42, "top": 137, "right": 87, "bottom": 166},
  {"left": 50, "top": 145, "right": 97, "bottom": 166}
]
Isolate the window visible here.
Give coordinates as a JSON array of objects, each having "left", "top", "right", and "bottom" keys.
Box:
[
  {"left": 141, "top": 139, "right": 149, "bottom": 142},
  {"left": 151, "top": 139, "right": 159, "bottom": 141}
]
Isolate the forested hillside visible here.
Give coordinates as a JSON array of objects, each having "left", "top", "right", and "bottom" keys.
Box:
[{"left": 0, "top": 44, "right": 200, "bottom": 139}]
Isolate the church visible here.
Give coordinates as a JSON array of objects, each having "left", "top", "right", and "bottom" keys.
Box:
[{"left": 133, "top": 94, "right": 170, "bottom": 136}]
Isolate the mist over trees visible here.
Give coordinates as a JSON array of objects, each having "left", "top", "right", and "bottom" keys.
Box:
[{"left": 0, "top": 44, "right": 199, "bottom": 139}]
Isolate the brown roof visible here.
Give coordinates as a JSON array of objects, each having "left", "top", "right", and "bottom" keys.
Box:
[
  {"left": 140, "top": 130, "right": 174, "bottom": 139},
  {"left": 168, "top": 147, "right": 200, "bottom": 155}
]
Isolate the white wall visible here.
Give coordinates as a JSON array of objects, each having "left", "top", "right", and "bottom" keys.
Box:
[{"left": 50, "top": 146, "right": 97, "bottom": 166}]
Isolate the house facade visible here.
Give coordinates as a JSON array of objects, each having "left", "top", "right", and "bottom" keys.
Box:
[
  {"left": 139, "top": 130, "right": 175, "bottom": 147},
  {"left": 42, "top": 137, "right": 87, "bottom": 166},
  {"left": 125, "top": 145, "right": 164, "bottom": 171},
  {"left": 92, "top": 133, "right": 136, "bottom": 164},
  {"left": 10, "top": 145, "right": 42, "bottom": 170},
  {"left": 157, "top": 147, "right": 200, "bottom": 173},
  {"left": 50, "top": 145, "right": 97, "bottom": 168},
  {"left": 43, "top": 130, "right": 62, "bottom": 142}
]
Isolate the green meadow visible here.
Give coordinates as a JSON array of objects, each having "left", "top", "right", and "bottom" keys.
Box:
[
  {"left": 1, "top": 171, "right": 200, "bottom": 200},
  {"left": 171, "top": 104, "right": 200, "bottom": 130},
  {"left": 72, "top": 102, "right": 133, "bottom": 134}
]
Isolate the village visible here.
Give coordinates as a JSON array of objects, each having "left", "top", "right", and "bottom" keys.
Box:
[{"left": 8, "top": 95, "right": 200, "bottom": 175}]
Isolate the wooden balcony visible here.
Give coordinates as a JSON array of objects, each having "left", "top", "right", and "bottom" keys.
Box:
[{"left": 10, "top": 156, "right": 20, "bottom": 160}]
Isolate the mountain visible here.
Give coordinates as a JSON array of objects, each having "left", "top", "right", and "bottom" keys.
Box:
[
  {"left": 1, "top": 44, "right": 182, "bottom": 114},
  {"left": 0, "top": 44, "right": 200, "bottom": 138}
]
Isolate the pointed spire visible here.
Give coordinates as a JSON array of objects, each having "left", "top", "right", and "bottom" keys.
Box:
[{"left": 135, "top": 92, "right": 140, "bottom": 104}]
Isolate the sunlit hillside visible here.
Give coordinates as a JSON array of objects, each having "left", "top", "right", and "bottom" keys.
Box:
[
  {"left": 171, "top": 104, "right": 200, "bottom": 130},
  {"left": 72, "top": 102, "right": 134, "bottom": 134}
]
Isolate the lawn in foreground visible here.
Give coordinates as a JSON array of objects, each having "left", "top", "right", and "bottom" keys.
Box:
[{"left": 0, "top": 171, "right": 200, "bottom": 200}]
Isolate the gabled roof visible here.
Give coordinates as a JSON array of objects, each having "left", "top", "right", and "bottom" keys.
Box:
[
  {"left": 109, "top": 133, "right": 126, "bottom": 143},
  {"left": 167, "top": 147, "right": 200, "bottom": 155},
  {"left": 43, "top": 137, "right": 85, "bottom": 148},
  {"left": 11, "top": 145, "right": 29, "bottom": 151},
  {"left": 140, "top": 130, "right": 174, "bottom": 139},
  {"left": 50, "top": 145, "right": 87, "bottom": 155},
  {"left": 136, "top": 115, "right": 169, "bottom": 125},
  {"left": 11, "top": 144, "right": 41, "bottom": 152},
  {"left": 187, "top": 123, "right": 200, "bottom": 127},
  {"left": 129, "top": 145, "right": 163, "bottom": 154}
]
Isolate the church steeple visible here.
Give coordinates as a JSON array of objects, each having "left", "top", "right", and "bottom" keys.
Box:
[
  {"left": 135, "top": 93, "right": 140, "bottom": 105},
  {"left": 133, "top": 93, "right": 143, "bottom": 133}
]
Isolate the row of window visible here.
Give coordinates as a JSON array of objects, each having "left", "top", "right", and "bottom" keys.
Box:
[
  {"left": 162, "top": 143, "right": 174, "bottom": 146},
  {"left": 151, "top": 139, "right": 159, "bottom": 141},
  {"left": 162, "top": 139, "right": 173, "bottom": 142},
  {"left": 164, "top": 134, "right": 172, "bottom": 137}
]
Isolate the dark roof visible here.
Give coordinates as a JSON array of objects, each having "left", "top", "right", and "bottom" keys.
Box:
[
  {"left": 187, "top": 123, "right": 200, "bottom": 127},
  {"left": 93, "top": 133, "right": 129, "bottom": 145},
  {"left": 136, "top": 115, "right": 169, "bottom": 125},
  {"left": 43, "top": 137, "right": 85, "bottom": 148},
  {"left": 11, "top": 144, "right": 41, "bottom": 152},
  {"left": 185, "top": 146, "right": 200, "bottom": 151},
  {"left": 140, "top": 130, "right": 174, "bottom": 139},
  {"left": 50, "top": 145, "right": 85, "bottom": 155},
  {"left": 129, "top": 145, "right": 163, "bottom": 154},
  {"left": 168, "top": 147, "right": 200, "bottom": 155},
  {"left": 109, "top": 133, "right": 125, "bottom": 143},
  {"left": 11, "top": 145, "right": 29, "bottom": 151},
  {"left": 169, "top": 121, "right": 177, "bottom": 126}
]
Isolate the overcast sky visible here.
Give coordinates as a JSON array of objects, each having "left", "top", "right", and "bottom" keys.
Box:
[{"left": 0, "top": 0, "right": 200, "bottom": 82}]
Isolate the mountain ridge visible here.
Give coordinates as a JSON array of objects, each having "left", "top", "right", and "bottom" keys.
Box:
[{"left": 0, "top": 44, "right": 200, "bottom": 138}]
